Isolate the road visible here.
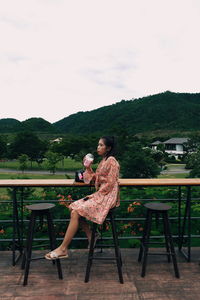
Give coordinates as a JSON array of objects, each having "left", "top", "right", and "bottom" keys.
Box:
[
  {"left": 0, "top": 164, "right": 190, "bottom": 176},
  {"left": 0, "top": 168, "right": 74, "bottom": 176},
  {"left": 161, "top": 164, "right": 190, "bottom": 174}
]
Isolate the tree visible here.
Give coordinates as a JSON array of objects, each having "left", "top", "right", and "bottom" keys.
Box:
[
  {"left": 51, "top": 135, "right": 97, "bottom": 160},
  {"left": 185, "top": 134, "right": 200, "bottom": 154},
  {"left": 184, "top": 134, "right": 200, "bottom": 170},
  {"left": 157, "top": 143, "right": 165, "bottom": 152},
  {"left": 18, "top": 154, "right": 29, "bottom": 173},
  {"left": 8, "top": 131, "right": 48, "bottom": 162},
  {"left": 188, "top": 150, "right": 200, "bottom": 177},
  {"left": 151, "top": 149, "right": 165, "bottom": 169},
  {"left": 120, "top": 142, "right": 161, "bottom": 178},
  {"left": 0, "top": 135, "right": 7, "bottom": 159},
  {"left": 45, "top": 151, "right": 63, "bottom": 174}
]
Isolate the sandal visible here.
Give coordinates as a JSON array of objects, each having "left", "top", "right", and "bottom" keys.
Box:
[{"left": 45, "top": 251, "right": 69, "bottom": 260}]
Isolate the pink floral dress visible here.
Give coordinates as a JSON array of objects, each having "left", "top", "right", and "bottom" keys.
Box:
[{"left": 69, "top": 156, "right": 120, "bottom": 224}]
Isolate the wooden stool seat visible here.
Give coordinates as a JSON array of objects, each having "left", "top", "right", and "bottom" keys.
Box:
[
  {"left": 26, "top": 203, "right": 55, "bottom": 211},
  {"left": 144, "top": 202, "right": 171, "bottom": 211}
]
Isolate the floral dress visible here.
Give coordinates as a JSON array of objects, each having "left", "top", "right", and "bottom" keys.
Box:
[{"left": 69, "top": 156, "right": 120, "bottom": 224}]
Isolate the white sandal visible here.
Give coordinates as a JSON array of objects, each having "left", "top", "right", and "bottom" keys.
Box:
[{"left": 45, "top": 251, "right": 69, "bottom": 260}]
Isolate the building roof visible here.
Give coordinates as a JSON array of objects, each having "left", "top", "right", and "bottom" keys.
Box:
[
  {"left": 151, "top": 140, "right": 163, "bottom": 145},
  {"left": 50, "top": 137, "right": 63, "bottom": 143},
  {"left": 163, "top": 138, "right": 189, "bottom": 145}
]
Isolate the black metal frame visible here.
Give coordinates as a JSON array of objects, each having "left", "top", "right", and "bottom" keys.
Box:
[
  {"left": 12, "top": 187, "right": 23, "bottom": 265},
  {"left": 0, "top": 183, "right": 199, "bottom": 265},
  {"left": 21, "top": 204, "right": 63, "bottom": 286},
  {"left": 178, "top": 186, "right": 191, "bottom": 261},
  {"left": 138, "top": 204, "right": 180, "bottom": 278},
  {"left": 85, "top": 208, "right": 123, "bottom": 284}
]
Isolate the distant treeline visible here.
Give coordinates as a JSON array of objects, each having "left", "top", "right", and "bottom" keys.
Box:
[{"left": 1, "top": 91, "right": 200, "bottom": 137}]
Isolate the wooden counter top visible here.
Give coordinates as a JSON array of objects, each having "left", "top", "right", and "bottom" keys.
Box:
[{"left": 0, "top": 178, "right": 200, "bottom": 187}]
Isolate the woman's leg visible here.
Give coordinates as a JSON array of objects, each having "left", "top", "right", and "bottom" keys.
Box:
[
  {"left": 45, "top": 209, "right": 80, "bottom": 258},
  {"left": 80, "top": 218, "right": 100, "bottom": 248},
  {"left": 79, "top": 218, "right": 92, "bottom": 241}
]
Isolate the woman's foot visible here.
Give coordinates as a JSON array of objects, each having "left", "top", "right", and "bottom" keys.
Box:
[{"left": 45, "top": 247, "right": 69, "bottom": 260}]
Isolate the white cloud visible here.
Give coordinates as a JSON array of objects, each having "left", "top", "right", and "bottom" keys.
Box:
[{"left": 0, "top": 0, "right": 200, "bottom": 122}]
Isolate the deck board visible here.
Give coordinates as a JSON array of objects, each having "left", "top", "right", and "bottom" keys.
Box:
[{"left": 1, "top": 248, "right": 200, "bottom": 299}]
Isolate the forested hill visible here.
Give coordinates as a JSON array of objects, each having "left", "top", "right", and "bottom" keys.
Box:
[
  {"left": 0, "top": 118, "right": 24, "bottom": 133},
  {"left": 0, "top": 118, "right": 56, "bottom": 133},
  {"left": 1, "top": 92, "right": 200, "bottom": 135},
  {"left": 53, "top": 91, "right": 200, "bottom": 135}
]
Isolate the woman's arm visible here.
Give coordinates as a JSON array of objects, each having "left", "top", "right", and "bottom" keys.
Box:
[
  {"left": 97, "top": 158, "right": 119, "bottom": 195},
  {"left": 83, "top": 166, "right": 96, "bottom": 184}
]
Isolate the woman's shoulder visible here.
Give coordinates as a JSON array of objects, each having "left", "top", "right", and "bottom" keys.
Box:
[{"left": 106, "top": 156, "right": 119, "bottom": 165}]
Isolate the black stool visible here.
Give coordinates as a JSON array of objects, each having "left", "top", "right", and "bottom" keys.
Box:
[
  {"left": 138, "top": 202, "right": 180, "bottom": 278},
  {"left": 21, "top": 203, "right": 63, "bottom": 286},
  {"left": 85, "top": 208, "right": 123, "bottom": 284}
]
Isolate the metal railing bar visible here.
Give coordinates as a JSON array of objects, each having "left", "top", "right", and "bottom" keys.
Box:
[
  {"left": 1, "top": 234, "right": 200, "bottom": 243},
  {"left": 1, "top": 216, "right": 200, "bottom": 224}
]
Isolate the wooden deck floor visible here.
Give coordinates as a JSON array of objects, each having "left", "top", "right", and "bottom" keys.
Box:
[{"left": 1, "top": 248, "right": 200, "bottom": 300}]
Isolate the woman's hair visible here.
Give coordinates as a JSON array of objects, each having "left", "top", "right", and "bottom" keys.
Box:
[{"left": 101, "top": 136, "right": 117, "bottom": 160}]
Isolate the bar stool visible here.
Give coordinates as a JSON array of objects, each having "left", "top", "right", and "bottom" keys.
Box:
[
  {"left": 138, "top": 202, "right": 180, "bottom": 278},
  {"left": 21, "top": 203, "right": 63, "bottom": 286},
  {"left": 85, "top": 208, "right": 123, "bottom": 284}
]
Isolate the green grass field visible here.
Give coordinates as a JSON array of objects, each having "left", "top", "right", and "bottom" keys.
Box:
[
  {"left": 0, "top": 157, "right": 83, "bottom": 171},
  {"left": 158, "top": 173, "right": 188, "bottom": 179},
  {"left": 0, "top": 173, "right": 69, "bottom": 179},
  {"left": 0, "top": 172, "right": 72, "bottom": 198}
]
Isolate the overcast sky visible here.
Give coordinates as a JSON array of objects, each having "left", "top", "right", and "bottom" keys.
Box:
[{"left": 0, "top": 0, "right": 200, "bottom": 123}]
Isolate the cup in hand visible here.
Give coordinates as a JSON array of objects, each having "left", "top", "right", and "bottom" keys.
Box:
[{"left": 83, "top": 153, "right": 94, "bottom": 167}]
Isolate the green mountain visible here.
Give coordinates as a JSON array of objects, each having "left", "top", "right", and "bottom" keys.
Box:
[
  {"left": 21, "top": 118, "right": 56, "bottom": 133},
  {"left": 0, "top": 118, "right": 25, "bottom": 133},
  {"left": 53, "top": 91, "right": 200, "bottom": 135},
  {"left": 1, "top": 92, "right": 200, "bottom": 136},
  {"left": 0, "top": 117, "right": 56, "bottom": 134}
]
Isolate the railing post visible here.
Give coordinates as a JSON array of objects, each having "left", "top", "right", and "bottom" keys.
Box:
[
  {"left": 178, "top": 186, "right": 182, "bottom": 250},
  {"left": 187, "top": 186, "right": 191, "bottom": 262},
  {"left": 12, "top": 187, "right": 23, "bottom": 266},
  {"left": 179, "top": 185, "right": 191, "bottom": 262}
]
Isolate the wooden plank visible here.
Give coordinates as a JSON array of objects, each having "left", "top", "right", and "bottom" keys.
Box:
[
  {"left": 0, "top": 178, "right": 200, "bottom": 187},
  {"left": 118, "top": 178, "right": 200, "bottom": 186}
]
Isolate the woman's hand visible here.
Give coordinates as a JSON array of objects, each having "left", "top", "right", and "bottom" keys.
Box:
[{"left": 83, "top": 156, "right": 93, "bottom": 169}]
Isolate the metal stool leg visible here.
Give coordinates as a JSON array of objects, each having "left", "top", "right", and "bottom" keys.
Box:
[
  {"left": 162, "top": 212, "right": 171, "bottom": 263},
  {"left": 23, "top": 212, "right": 36, "bottom": 286},
  {"left": 138, "top": 209, "right": 149, "bottom": 263},
  {"left": 163, "top": 212, "right": 180, "bottom": 278},
  {"left": 46, "top": 210, "right": 63, "bottom": 280},
  {"left": 141, "top": 210, "right": 152, "bottom": 277},
  {"left": 21, "top": 212, "right": 34, "bottom": 270},
  {"left": 110, "top": 212, "right": 123, "bottom": 283},
  {"left": 85, "top": 223, "right": 97, "bottom": 282}
]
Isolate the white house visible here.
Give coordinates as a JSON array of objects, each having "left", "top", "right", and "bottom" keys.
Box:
[
  {"left": 50, "top": 137, "right": 63, "bottom": 144},
  {"left": 150, "top": 137, "right": 189, "bottom": 159},
  {"left": 150, "top": 140, "right": 163, "bottom": 150},
  {"left": 163, "top": 138, "right": 189, "bottom": 158}
]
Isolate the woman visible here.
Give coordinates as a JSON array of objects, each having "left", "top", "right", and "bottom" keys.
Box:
[{"left": 45, "top": 136, "right": 120, "bottom": 260}]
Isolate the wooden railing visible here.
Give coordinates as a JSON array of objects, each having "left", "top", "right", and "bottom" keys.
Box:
[{"left": 1, "top": 178, "right": 200, "bottom": 265}]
